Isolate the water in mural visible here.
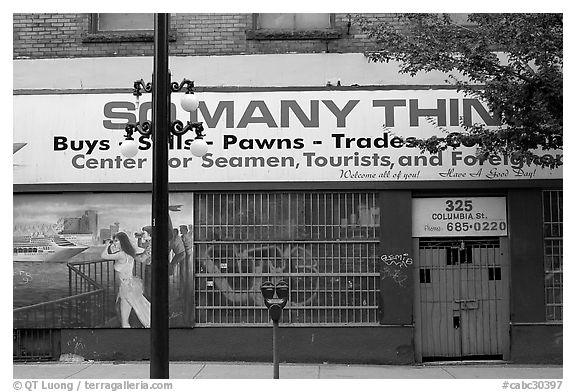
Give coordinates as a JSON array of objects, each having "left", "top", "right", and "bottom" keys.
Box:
[{"left": 13, "top": 262, "right": 69, "bottom": 308}]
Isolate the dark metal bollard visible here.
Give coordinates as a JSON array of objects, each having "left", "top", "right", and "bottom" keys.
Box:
[{"left": 261, "top": 280, "right": 289, "bottom": 379}]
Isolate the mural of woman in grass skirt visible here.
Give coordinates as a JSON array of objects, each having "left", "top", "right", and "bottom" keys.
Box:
[{"left": 101, "top": 232, "right": 150, "bottom": 328}]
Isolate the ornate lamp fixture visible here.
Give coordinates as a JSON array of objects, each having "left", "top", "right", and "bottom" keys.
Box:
[{"left": 120, "top": 77, "right": 209, "bottom": 158}]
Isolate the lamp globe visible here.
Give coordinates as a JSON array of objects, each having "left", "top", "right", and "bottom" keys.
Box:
[
  {"left": 181, "top": 93, "right": 199, "bottom": 112},
  {"left": 189, "top": 138, "right": 209, "bottom": 157},
  {"left": 120, "top": 139, "right": 139, "bottom": 158}
]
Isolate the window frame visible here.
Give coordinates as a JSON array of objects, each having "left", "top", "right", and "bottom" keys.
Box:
[
  {"left": 90, "top": 13, "right": 154, "bottom": 34},
  {"left": 84, "top": 13, "right": 176, "bottom": 44},
  {"left": 246, "top": 13, "right": 341, "bottom": 41}
]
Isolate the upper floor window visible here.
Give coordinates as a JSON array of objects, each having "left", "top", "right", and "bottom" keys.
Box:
[
  {"left": 84, "top": 13, "right": 176, "bottom": 43},
  {"left": 258, "top": 13, "right": 332, "bottom": 30},
  {"left": 247, "top": 13, "right": 340, "bottom": 40},
  {"left": 93, "top": 13, "right": 153, "bottom": 33}
]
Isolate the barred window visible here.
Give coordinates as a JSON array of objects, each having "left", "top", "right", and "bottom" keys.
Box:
[
  {"left": 193, "top": 192, "right": 380, "bottom": 325},
  {"left": 543, "top": 190, "right": 563, "bottom": 321}
]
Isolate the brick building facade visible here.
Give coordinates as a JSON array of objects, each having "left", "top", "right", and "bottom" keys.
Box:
[
  {"left": 13, "top": 13, "right": 388, "bottom": 59},
  {"left": 13, "top": 13, "right": 562, "bottom": 365}
]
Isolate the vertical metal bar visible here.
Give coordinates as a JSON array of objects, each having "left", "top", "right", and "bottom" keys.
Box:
[
  {"left": 489, "top": 242, "right": 499, "bottom": 353},
  {"left": 68, "top": 265, "right": 72, "bottom": 297},
  {"left": 373, "top": 242, "right": 378, "bottom": 322},
  {"left": 329, "top": 193, "right": 333, "bottom": 239},
  {"left": 335, "top": 194, "right": 340, "bottom": 323},
  {"left": 303, "top": 193, "right": 307, "bottom": 323},
  {"left": 190, "top": 192, "right": 196, "bottom": 326},
  {"left": 548, "top": 190, "right": 553, "bottom": 229},
  {"left": 474, "top": 241, "right": 481, "bottom": 354},
  {"left": 357, "top": 229, "right": 362, "bottom": 323},
  {"left": 211, "top": 193, "right": 214, "bottom": 240},
  {"left": 553, "top": 238, "right": 557, "bottom": 319},
  {"left": 242, "top": 192, "right": 246, "bottom": 239},
  {"left": 549, "top": 190, "right": 553, "bottom": 239},
  {"left": 288, "top": 193, "right": 292, "bottom": 241},
  {"left": 254, "top": 192, "right": 258, "bottom": 239},
  {"left": 555, "top": 190, "right": 561, "bottom": 318},
  {"left": 316, "top": 192, "right": 320, "bottom": 239},
  {"left": 150, "top": 12, "right": 170, "bottom": 380},
  {"left": 477, "top": 243, "right": 487, "bottom": 354},
  {"left": 98, "top": 262, "right": 104, "bottom": 317},
  {"left": 352, "top": 193, "right": 356, "bottom": 324},
  {"left": 266, "top": 193, "right": 270, "bottom": 240},
  {"left": 212, "top": 194, "right": 217, "bottom": 324},
  {"left": 224, "top": 194, "right": 234, "bottom": 239}
]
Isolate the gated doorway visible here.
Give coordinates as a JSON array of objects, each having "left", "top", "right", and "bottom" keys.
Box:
[{"left": 413, "top": 237, "right": 510, "bottom": 362}]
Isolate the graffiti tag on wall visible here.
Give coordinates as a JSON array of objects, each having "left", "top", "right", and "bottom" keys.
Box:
[
  {"left": 381, "top": 267, "right": 409, "bottom": 287},
  {"left": 380, "top": 253, "right": 413, "bottom": 268},
  {"left": 380, "top": 253, "right": 413, "bottom": 287}
]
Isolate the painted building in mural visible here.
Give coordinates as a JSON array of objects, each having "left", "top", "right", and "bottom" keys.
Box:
[{"left": 13, "top": 13, "right": 562, "bottom": 364}]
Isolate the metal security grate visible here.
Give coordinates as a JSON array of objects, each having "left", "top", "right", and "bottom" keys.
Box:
[
  {"left": 416, "top": 237, "right": 507, "bottom": 360},
  {"left": 419, "top": 238, "right": 500, "bottom": 263},
  {"left": 543, "top": 190, "right": 563, "bottom": 321},
  {"left": 193, "top": 192, "right": 380, "bottom": 325},
  {"left": 13, "top": 329, "right": 59, "bottom": 361}
]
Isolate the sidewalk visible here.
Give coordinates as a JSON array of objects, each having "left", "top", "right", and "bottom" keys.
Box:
[{"left": 13, "top": 360, "right": 563, "bottom": 379}]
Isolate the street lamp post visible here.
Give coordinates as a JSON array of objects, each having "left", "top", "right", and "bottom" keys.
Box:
[
  {"left": 151, "top": 13, "right": 170, "bottom": 380},
  {"left": 119, "top": 13, "right": 208, "bottom": 379}
]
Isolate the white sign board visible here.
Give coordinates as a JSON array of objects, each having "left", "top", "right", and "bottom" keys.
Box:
[
  {"left": 13, "top": 90, "right": 562, "bottom": 184},
  {"left": 412, "top": 197, "right": 507, "bottom": 237}
]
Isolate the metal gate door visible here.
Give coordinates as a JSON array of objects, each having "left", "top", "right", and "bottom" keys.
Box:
[{"left": 414, "top": 238, "right": 510, "bottom": 361}]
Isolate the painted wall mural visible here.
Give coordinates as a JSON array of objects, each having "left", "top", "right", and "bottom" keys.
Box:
[{"left": 13, "top": 192, "right": 194, "bottom": 329}]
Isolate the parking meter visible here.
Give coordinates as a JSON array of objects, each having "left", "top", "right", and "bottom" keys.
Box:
[
  {"left": 260, "top": 280, "right": 289, "bottom": 322},
  {"left": 275, "top": 280, "right": 289, "bottom": 302},
  {"left": 260, "top": 280, "right": 290, "bottom": 379},
  {"left": 261, "top": 281, "right": 276, "bottom": 301}
]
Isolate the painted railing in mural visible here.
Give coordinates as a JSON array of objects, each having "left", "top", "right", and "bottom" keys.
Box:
[
  {"left": 67, "top": 259, "right": 121, "bottom": 326},
  {"left": 13, "top": 259, "right": 140, "bottom": 328},
  {"left": 13, "top": 261, "right": 108, "bottom": 328},
  {"left": 14, "top": 258, "right": 185, "bottom": 329}
]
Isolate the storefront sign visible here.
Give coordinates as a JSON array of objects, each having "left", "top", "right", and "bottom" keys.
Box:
[
  {"left": 412, "top": 197, "right": 507, "bottom": 237},
  {"left": 13, "top": 90, "right": 562, "bottom": 184}
]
